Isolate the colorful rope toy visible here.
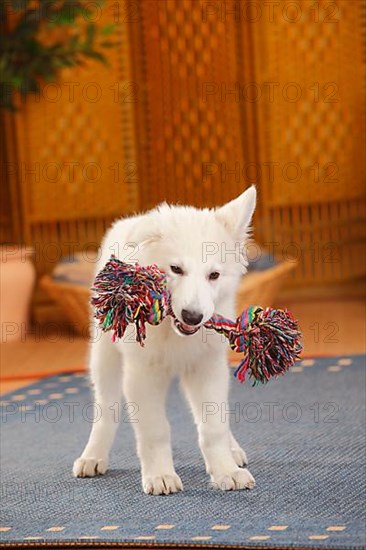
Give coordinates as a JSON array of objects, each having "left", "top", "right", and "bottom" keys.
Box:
[{"left": 91, "top": 257, "right": 303, "bottom": 385}]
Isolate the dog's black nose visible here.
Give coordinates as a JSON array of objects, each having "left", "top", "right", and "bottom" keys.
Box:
[{"left": 181, "top": 309, "right": 203, "bottom": 326}]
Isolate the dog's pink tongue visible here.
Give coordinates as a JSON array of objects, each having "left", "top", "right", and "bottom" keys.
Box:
[{"left": 180, "top": 322, "right": 198, "bottom": 333}]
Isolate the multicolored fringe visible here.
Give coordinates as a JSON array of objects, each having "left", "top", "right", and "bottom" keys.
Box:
[
  {"left": 92, "top": 257, "right": 303, "bottom": 384},
  {"left": 205, "top": 306, "right": 302, "bottom": 385},
  {"left": 91, "top": 257, "right": 171, "bottom": 344}
]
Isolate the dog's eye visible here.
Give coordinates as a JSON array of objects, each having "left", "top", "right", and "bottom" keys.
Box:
[
  {"left": 209, "top": 271, "right": 220, "bottom": 280},
  {"left": 170, "top": 265, "right": 184, "bottom": 275}
]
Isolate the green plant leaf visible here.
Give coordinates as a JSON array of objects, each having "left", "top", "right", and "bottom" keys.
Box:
[
  {"left": 101, "top": 24, "right": 116, "bottom": 37},
  {"left": 1, "top": 0, "right": 117, "bottom": 110},
  {"left": 83, "top": 50, "right": 106, "bottom": 63},
  {"left": 85, "top": 23, "right": 96, "bottom": 47}
]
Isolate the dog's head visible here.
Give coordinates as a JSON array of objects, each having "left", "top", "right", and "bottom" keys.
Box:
[{"left": 132, "top": 186, "right": 256, "bottom": 336}]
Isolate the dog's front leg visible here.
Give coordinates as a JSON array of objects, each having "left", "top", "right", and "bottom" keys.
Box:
[
  {"left": 123, "top": 361, "right": 183, "bottom": 495},
  {"left": 182, "top": 356, "right": 255, "bottom": 491},
  {"left": 73, "top": 332, "right": 122, "bottom": 477}
]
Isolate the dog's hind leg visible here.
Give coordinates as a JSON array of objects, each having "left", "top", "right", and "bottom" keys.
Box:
[{"left": 73, "top": 331, "right": 122, "bottom": 477}]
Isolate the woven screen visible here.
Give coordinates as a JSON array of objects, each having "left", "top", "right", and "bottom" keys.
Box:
[
  {"left": 128, "top": 0, "right": 249, "bottom": 210},
  {"left": 244, "top": 0, "right": 366, "bottom": 284},
  {"left": 128, "top": 0, "right": 365, "bottom": 285},
  {"left": 252, "top": 0, "right": 365, "bottom": 206},
  {"left": 9, "top": 5, "right": 138, "bottom": 269},
  {"left": 4, "top": 0, "right": 365, "bottom": 294}
]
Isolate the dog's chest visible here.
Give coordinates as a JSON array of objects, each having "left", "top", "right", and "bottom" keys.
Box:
[{"left": 118, "top": 317, "right": 225, "bottom": 372}]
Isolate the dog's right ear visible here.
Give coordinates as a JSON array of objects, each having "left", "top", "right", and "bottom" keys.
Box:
[{"left": 215, "top": 186, "right": 256, "bottom": 242}]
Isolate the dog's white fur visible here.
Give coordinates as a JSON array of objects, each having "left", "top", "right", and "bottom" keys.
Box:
[{"left": 73, "top": 187, "right": 257, "bottom": 495}]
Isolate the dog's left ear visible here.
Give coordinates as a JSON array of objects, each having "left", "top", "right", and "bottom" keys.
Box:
[{"left": 215, "top": 186, "right": 256, "bottom": 242}]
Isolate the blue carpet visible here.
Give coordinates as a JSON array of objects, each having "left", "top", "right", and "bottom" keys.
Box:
[{"left": 1, "top": 355, "right": 365, "bottom": 548}]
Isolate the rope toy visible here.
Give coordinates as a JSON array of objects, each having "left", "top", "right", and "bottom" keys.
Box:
[{"left": 91, "top": 257, "right": 303, "bottom": 385}]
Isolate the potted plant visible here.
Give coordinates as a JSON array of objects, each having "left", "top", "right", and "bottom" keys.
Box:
[{"left": 0, "top": 0, "right": 115, "bottom": 110}]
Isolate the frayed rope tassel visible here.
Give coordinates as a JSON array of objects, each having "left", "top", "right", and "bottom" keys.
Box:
[
  {"left": 205, "top": 307, "right": 302, "bottom": 385},
  {"left": 92, "top": 257, "right": 303, "bottom": 385},
  {"left": 91, "top": 257, "right": 171, "bottom": 344}
]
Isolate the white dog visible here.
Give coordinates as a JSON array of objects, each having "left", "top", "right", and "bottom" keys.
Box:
[{"left": 73, "top": 186, "right": 257, "bottom": 495}]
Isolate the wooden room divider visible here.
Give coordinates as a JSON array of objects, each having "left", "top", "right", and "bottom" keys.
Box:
[
  {"left": 247, "top": 0, "right": 366, "bottom": 285},
  {"left": 2, "top": 0, "right": 365, "bottom": 322},
  {"left": 3, "top": 3, "right": 138, "bottom": 264},
  {"left": 128, "top": 0, "right": 366, "bottom": 286}
]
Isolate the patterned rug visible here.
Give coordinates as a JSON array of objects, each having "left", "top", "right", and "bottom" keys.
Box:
[{"left": 1, "top": 355, "right": 365, "bottom": 549}]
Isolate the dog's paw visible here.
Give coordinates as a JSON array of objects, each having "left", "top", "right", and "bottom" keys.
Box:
[
  {"left": 231, "top": 444, "right": 248, "bottom": 467},
  {"left": 211, "top": 468, "right": 255, "bottom": 491},
  {"left": 143, "top": 473, "right": 183, "bottom": 496},
  {"left": 73, "top": 457, "right": 108, "bottom": 478}
]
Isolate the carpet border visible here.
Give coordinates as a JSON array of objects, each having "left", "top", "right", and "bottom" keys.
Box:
[
  {"left": 1, "top": 353, "right": 365, "bottom": 384},
  {"left": 0, "top": 541, "right": 359, "bottom": 550}
]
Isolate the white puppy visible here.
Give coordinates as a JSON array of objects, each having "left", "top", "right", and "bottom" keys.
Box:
[{"left": 73, "top": 186, "right": 257, "bottom": 495}]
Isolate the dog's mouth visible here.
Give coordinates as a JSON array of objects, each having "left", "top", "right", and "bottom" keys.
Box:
[{"left": 173, "top": 318, "right": 201, "bottom": 336}]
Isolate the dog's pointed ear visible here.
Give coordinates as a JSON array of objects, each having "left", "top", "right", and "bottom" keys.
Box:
[
  {"left": 215, "top": 186, "right": 256, "bottom": 241},
  {"left": 125, "top": 212, "right": 163, "bottom": 250}
]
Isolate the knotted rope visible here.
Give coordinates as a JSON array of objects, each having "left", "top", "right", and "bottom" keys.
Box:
[{"left": 92, "top": 257, "right": 302, "bottom": 385}]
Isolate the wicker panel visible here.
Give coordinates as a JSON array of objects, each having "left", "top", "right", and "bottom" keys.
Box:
[
  {"left": 13, "top": 6, "right": 139, "bottom": 234},
  {"left": 246, "top": 0, "right": 366, "bottom": 285},
  {"left": 129, "top": 0, "right": 247, "bottom": 210},
  {"left": 237, "top": 260, "right": 297, "bottom": 308},
  {"left": 1, "top": 111, "right": 23, "bottom": 243},
  {"left": 252, "top": 0, "right": 365, "bottom": 206},
  {"left": 256, "top": 198, "right": 366, "bottom": 287},
  {"left": 40, "top": 275, "right": 90, "bottom": 334},
  {"left": 0, "top": 117, "right": 14, "bottom": 243},
  {"left": 5, "top": 0, "right": 365, "bottom": 297}
]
